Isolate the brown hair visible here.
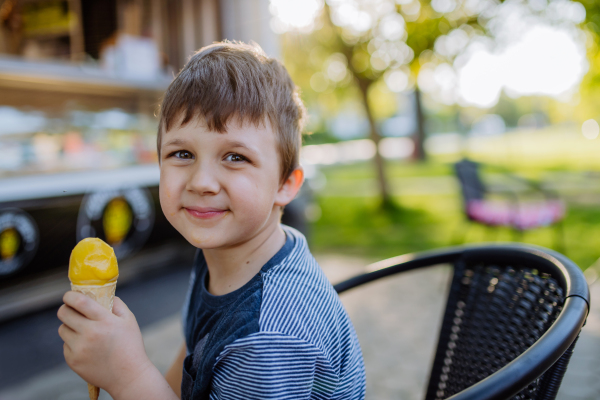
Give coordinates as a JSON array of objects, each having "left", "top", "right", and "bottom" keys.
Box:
[{"left": 157, "top": 41, "right": 306, "bottom": 182}]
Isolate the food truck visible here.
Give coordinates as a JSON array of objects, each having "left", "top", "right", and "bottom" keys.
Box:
[{"left": 0, "top": 0, "right": 285, "bottom": 322}]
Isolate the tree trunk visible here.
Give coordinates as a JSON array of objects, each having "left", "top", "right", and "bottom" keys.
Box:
[
  {"left": 357, "top": 79, "right": 392, "bottom": 207},
  {"left": 413, "top": 86, "right": 427, "bottom": 161}
]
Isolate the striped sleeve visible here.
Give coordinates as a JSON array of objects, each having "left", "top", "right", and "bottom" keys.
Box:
[{"left": 209, "top": 332, "right": 339, "bottom": 400}]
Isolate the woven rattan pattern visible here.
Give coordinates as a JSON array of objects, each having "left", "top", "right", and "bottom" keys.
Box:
[{"left": 431, "top": 263, "right": 564, "bottom": 400}]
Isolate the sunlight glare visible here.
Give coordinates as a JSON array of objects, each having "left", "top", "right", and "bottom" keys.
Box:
[
  {"left": 457, "top": 24, "right": 586, "bottom": 108},
  {"left": 269, "top": 0, "right": 323, "bottom": 33},
  {"left": 582, "top": 119, "right": 599, "bottom": 140},
  {"left": 457, "top": 50, "right": 503, "bottom": 108}
]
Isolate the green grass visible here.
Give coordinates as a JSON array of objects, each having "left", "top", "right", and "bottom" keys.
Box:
[{"left": 309, "top": 160, "right": 600, "bottom": 270}]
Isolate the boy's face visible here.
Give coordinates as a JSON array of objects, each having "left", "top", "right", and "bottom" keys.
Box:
[{"left": 159, "top": 117, "right": 298, "bottom": 249}]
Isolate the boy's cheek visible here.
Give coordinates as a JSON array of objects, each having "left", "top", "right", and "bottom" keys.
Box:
[{"left": 159, "top": 173, "right": 180, "bottom": 218}]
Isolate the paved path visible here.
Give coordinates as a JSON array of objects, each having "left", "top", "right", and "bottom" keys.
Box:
[{"left": 0, "top": 255, "right": 598, "bottom": 400}]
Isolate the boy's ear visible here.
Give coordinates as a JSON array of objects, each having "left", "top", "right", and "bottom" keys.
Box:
[{"left": 274, "top": 167, "right": 304, "bottom": 207}]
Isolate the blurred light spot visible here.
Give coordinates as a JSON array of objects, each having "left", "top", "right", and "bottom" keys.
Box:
[
  {"left": 301, "top": 139, "right": 376, "bottom": 165},
  {"left": 94, "top": 109, "right": 133, "bottom": 130},
  {"left": 355, "top": 11, "right": 372, "bottom": 31},
  {"left": 502, "top": 26, "right": 586, "bottom": 97},
  {"left": 310, "top": 72, "right": 329, "bottom": 92},
  {"left": 432, "top": 0, "right": 457, "bottom": 13},
  {"left": 326, "top": 54, "right": 348, "bottom": 82},
  {"left": 368, "top": 37, "right": 383, "bottom": 54},
  {"left": 435, "top": 29, "right": 469, "bottom": 58},
  {"left": 464, "top": 0, "right": 493, "bottom": 14},
  {"left": 425, "top": 133, "right": 463, "bottom": 155},
  {"left": 331, "top": 3, "right": 372, "bottom": 32},
  {"left": 470, "top": 114, "right": 506, "bottom": 136},
  {"left": 378, "top": 137, "right": 414, "bottom": 159},
  {"left": 381, "top": 114, "right": 416, "bottom": 137},
  {"left": 0, "top": 107, "right": 46, "bottom": 136},
  {"left": 455, "top": 22, "right": 586, "bottom": 108},
  {"left": 547, "top": 0, "right": 586, "bottom": 24},
  {"left": 434, "top": 63, "right": 456, "bottom": 91},
  {"left": 304, "top": 203, "right": 322, "bottom": 222},
  {"left": 304, "top": 167, "right": 327, "bottom": 191},
  {"left": 401, "top": 0, "right": 421, "bottom": 21},
  {"left": 457, "top": 50, "right": 502, "bottom": 107},
  {"left": 581, "top": 119, "right": 599, "bottom": 140},
  {"left": 379, "top": 14, "right": 405, "bottom": 41},
  {"left": 0, "top": 143, "right": 24, "bottom": 170},
  {"left": 370, "top": 51, "right": 390, "bottom": 71},
  {"left": 528, "top": 0, "right": 547, "bottom": 12},
  {"left": 417, "top": 63, "right": 438, "bottom": 93},
  {"left": 384, "top": 69, "right": 409, "bottom": 92},
  {"left": 329, "top": 108, "right": 369, "bottom": 139},
  {"left": 517, "top": 113, "right": 547, "bottom": 130},
  {"left": 32, "top": 133, "right": 61, "bottom": 167},
  {"left": 269, "top": 0, "right": 323, "bottom": 33}
]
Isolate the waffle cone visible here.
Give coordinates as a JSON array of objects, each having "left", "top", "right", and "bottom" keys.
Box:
[{"left": 70, "top": 281, "right": 117, "bottom": 400}]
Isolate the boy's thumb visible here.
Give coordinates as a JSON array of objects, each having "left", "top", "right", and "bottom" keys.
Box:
[{"left": 111, "top": 296, "right": 131, "bottom": 317}]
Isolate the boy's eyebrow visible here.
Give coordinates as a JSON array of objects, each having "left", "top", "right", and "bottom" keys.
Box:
[
  {"left": 162, "top": 138, "right": 190, "bottom": 147},
  {"left": 162, "top": 138, "right": 257, "bottom": 153},
  {"left": 225, "top": 140, "right": 256, "bottom": 152}
]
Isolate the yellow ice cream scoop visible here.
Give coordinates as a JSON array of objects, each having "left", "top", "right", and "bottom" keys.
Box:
[{"left": 69, "top": 238, "right": 119, "bottom": 286}]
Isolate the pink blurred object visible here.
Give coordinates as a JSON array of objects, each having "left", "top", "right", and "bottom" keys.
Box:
[{"left": 466, "top": 199, "right": 566, "bottom": 230}]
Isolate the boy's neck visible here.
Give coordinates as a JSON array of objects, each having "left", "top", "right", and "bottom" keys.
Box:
[{"left": 203, "top": 218, "right": 287, "bottom": 296}]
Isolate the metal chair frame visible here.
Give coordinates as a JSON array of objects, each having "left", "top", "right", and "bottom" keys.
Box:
[{"left": 335, "top": 244, "right": 589, "bottom": 400}]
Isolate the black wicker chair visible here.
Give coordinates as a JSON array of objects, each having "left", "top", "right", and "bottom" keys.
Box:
[{"left": 335, "top": 244, "right": 590, "bottom": 400}]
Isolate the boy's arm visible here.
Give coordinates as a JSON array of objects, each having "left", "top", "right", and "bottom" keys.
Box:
[
  {"left": 211, "top": 332, "right": 338, "bottom": 400},
  {"left": 57, "top": 292, "right": 179, "bottom": 400},
  {"left": 165, "top": 343, "right": 187, "bottom": 397}
]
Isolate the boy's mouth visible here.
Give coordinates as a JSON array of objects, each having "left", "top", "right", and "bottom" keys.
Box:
[{"left": 184, "top": 207, "right": 228, "bottom": 220}]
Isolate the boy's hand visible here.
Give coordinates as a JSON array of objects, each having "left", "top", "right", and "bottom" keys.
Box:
[{"left": 57, "top": 292, "right": 154, "bottom": 397}]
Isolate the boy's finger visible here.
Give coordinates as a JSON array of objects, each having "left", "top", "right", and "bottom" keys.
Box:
[
  {"left": 58, "top": 323, "right": 77, "bottom": 342},
  {"left": 111, "top": 297, "right": 131, "bottom": 318},
  {"left": 63, "top": 342, "right": 73, "bottom": 361},
  {"left": 57, "top": 305, "right": 87, "bottom": 332},
  {"left": 63, "top": 291, "right": 107, "bottom": 321}
]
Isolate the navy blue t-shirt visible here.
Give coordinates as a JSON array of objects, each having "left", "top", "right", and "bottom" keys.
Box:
[{"left": 181, "top": 226, "right": 365, "bottom": 400}]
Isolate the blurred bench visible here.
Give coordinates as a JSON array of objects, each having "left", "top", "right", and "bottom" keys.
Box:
[{"left": 454, "top": 159, "right": 566, "bottom": 251}]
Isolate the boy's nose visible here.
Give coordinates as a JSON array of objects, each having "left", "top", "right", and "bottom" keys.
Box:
[{"left": 187, "top": 164, "right": 221, "bottom": 195}]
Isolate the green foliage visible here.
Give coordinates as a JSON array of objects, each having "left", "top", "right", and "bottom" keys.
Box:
[{"left": 310, "top": 162, "right": 599, "bottom": 270}]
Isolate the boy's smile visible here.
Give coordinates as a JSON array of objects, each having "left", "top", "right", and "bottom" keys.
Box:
[
  {"left": 159, "top": 117, "right": 298, "bottom": 250},
  {"left": 184, "top": 206, "right": 228, "bottom": 220}
]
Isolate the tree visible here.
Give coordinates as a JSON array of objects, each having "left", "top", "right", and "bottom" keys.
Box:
[
  {"left": 279, "top": 0, "right": 589, "bottom": 206},
  {"left": 280, "top": 0, "right": 484, "bottom": 207}
]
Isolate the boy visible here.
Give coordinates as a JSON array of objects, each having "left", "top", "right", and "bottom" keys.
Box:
[{"left": 58, "top": 41, "right": 366, "bottom": 399}]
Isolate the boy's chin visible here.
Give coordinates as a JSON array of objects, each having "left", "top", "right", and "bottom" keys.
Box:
[
  {"left": 186, "top": 235, "right": 224, "bottom": 249},
  {"left": 184, "top": 230, "right": 241, "bottom": 249}
]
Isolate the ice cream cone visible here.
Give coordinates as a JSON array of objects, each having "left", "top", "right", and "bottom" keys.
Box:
[{"left": 70, "top": 281, "right": 117, "bottom": 400}]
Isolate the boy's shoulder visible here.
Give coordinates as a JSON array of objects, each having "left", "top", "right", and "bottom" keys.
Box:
[
  {"left": 258, "top": 226, "right": 350, "bottom": 346},
  {"left": 261, "top": 225, "right": 332, "bottom": 305}
]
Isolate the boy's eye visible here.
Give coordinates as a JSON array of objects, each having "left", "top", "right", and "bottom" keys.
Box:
[
  {"left": 225, "top": 153, "right": 247, "bottom": 163},
  {"left": 172, "top": 150, "right": 194, "bottom": 160}
]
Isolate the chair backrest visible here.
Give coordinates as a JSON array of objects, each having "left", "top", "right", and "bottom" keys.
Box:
[
  {"left": 335, "top": 245, "right": 590, "bottom": 400},
  {"left": 426, "top": 254, "right": 564, "bottom": 399},
  {"left": 454, "top": 159, "right": 486, "bottom": 203}
]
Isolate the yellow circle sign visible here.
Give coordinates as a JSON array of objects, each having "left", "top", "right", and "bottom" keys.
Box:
[
  {"left": 103, "top": 198, "right": 133, "bottom": 245},
  {"left": 0, "top": 228, "right": 20, "bottom": 260}
]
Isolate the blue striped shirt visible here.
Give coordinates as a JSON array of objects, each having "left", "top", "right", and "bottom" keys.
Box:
[{"left": 181, "top": 226, "right": 365, "bottom": 399}]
